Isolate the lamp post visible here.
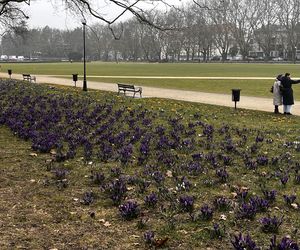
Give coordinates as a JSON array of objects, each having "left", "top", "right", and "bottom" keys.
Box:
[{"left": 82, "top": 20, "right": 87, "bottom": 91}]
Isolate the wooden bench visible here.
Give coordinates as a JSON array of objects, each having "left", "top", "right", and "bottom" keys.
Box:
[
  {"left": 22, "top": 74, "right": 36, "bottom": 83},
  {"left": 117, "top": 83, "right": 142, "bottom": 98}
]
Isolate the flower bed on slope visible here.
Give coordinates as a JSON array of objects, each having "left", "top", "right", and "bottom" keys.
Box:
[{"left": 1, "top": 79, "right": 300, "bottom": 249}]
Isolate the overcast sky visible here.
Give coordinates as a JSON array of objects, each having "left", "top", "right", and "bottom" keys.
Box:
[
  {"left": 26, "top": 0, "right": 188, "bottom": 30},
  {"left": 26, "top": 1, "right": 89, "bottom": 30}
]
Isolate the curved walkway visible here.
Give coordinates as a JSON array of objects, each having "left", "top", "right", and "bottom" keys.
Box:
[{"left": 1, "top": 73, "right": 299, "bottom": 116}]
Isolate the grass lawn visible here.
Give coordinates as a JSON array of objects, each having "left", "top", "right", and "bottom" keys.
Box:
[
  {"left": 1, "top": 79, "right": 300, "bottom": 249},
  {"left": 2, "top": 62, "right": 300, "bottom": 77},
  {"left": 1, "top": 62, "right": 300, "bottom": 97}
]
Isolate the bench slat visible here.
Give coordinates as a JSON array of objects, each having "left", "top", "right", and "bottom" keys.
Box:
[
  {"left": 22, "top": 74, "right": 36, "bottom": 83},
  {"left": 117, "top": 83, "right": 142, "bottom": 98}
]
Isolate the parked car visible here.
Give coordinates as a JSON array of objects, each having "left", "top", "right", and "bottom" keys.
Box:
[
  {"left": 210, "top": 56, "right": 221, "bottom": 61},
  {"left": 232, "top": 55, "right": 243, "bottom": 61},
  {"left": 272, "top": 57, "right": 284, "bottom": 61},
  {"left": 0, "top": 55, "right": 8, "bottom": 60}
]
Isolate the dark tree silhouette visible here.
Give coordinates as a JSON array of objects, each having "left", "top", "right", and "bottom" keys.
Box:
[{"left": 0, "top": 0, "right": 184, "bottom": 30}]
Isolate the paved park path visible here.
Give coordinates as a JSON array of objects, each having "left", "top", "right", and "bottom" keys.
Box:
[{"left": 1, "top": 73, "right": 300, "bottom": 116}]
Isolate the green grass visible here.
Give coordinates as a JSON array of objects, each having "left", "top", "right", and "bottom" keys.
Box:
[
  {"left": 2, "top": 61, "right": 300, "bottom": 77},
  {"left": 88, "top": 78, "right": 280, "bottom": 97},
  {"left": 2, "top": 62, "right": 300, "bottom": 97}
]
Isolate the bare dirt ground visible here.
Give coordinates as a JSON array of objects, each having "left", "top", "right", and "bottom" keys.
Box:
[{"left": 1, "top": 73, "right": 299, "bottom": 116}]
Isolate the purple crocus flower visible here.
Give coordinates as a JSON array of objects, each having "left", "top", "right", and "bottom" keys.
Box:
[
  {"left": 152, "top": 171, "right": 165, "bottom": 184},
  {"left": 256, "top": 135, "right": 264, "bottom": 143},
  {"left": 260, "top": 215, "right": 283, "bottom": 233},
  {"left": 216, "top": 168, "right": 229, "bottom": 183},
  {"left": 280, "top": 175, "right": 289, "bottom": 186},
  {"left": 210, "top": 223, "right": 223, "bottom": 239},
  {"left": 249, "top": 196, "right": 269, "bottom": 212},
  {"left": 269, "top": 235, "right": 299, "bottom": 250},
  {"left": 187, "top": 161, "right": 202, "bottom": 176},
  {"left": 237, "top": 202, "right": 257, "bottom": 220},
  {"left": 119, "top": 144, "right": 133, "bottom": 164},
  {"left": 106, "top": 178, "right": 127, "bottom": 205},
  {"left": 257, "top": 155, "right": 269, "bottom": 166},
  {"left": 283, "top": 194, "right": 297, "bottom": 206},
  {"left": 295, "top": 173, "right": 300, "bottom": 185},
  {"left": 200, "top": 204, "right": 213, "bottom": 220},
  {"left": 263, "top": 190, "right": 277, "bottom": 202},
  {"left": 192, "top": 152, "right": 204, "bottom": 161},
  {"left": 91, "top": 171, "right": 105, "bottom": 185},
  {"left": 119, "top": 200, "right": 140, "bottom": 220},
  {"left": 231, "top": 233, "right": 260, "bottom": 250},
  {"left": 214, "top": 196, "right": 231, "bottom": 211},
  {"left": 53, "top": 168, "right": 68, "bottom": 180},
  {"left": 237, "top": 189, "right": 248, "bottom": 201},
  {"left": 144, "top": 193, "right": 158, "bottom": 207},
  {"left": 81, "top": 191, "right": 94, "bottom": 205},
  {"left": 244, "top": 159, "right": 258, "bottom": 170},
  {"left": 144, "top": 231, "right": 155, "bottom": 245},
  {"left": 179, "top": 195, "right": 194, "bottom": 213}
]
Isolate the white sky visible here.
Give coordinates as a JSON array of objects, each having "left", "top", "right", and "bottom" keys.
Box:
[
  {"left": 26, "top": 0, "right": 188, "bottom": 30},
  {"left": 26, "top": 1, "right": 76, "bottom": 29}
]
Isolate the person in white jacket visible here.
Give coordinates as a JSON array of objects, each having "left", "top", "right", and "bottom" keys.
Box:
[{"left": 273, "top": 74, "right": 283, "bottom": 114}]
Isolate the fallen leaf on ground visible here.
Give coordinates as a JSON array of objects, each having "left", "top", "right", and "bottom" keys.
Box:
[
  {"left": 155, "top": 237, "right": 169, "bottom": 248},
  {"left": 220, "top": 214, "right": 227, "bottom": 220},
  {"left": 50, "top": 149, "right": 56, "bottom": 155},
  {"left": 166, "top": 170, "right": 173, "bottom": 177},
  {"left": 104, "top": 221, "right": 111, "bottom": 227},
  {"left": 291, "top": 203, "right": 298, "bottom": 209}
]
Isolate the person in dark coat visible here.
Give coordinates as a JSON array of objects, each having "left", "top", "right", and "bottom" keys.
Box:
[{"left": 280, "top": 72, "right": 300, "bottom": 115}]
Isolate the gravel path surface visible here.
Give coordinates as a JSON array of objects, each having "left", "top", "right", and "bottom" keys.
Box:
[{"left": 2, "top": 73, "right": 300, "bottom": 116}]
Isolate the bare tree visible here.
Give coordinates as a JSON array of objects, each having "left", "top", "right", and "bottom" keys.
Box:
[
  {"left": 276, "top": 0, "right": 300, "bottom": 62},
  {"left": 137, "top": 14, "right": 163, "bottom": 61},
  {"left": 188, "top": 5, "right": 213, "bottom": 62},
  {"left": 0, "top": 0, "right": 30, "bottom": 29},
  {"left": 164, "top": 8, "right": 186, "bottom": 61},
  {"left": 208, "top": 0, "right": 233, "bottom": 61},
  {"left": 0, "top": 0, "right": 183, "bottom": 30},
  {"left": 250, "top": 0, "right": 279, "bottom": 60},
  {"left": 228, "top": 0, "right": 256, "bottom": 60},
  {"left": 182, "top": 4, "right": 197, "bottom": 61}
]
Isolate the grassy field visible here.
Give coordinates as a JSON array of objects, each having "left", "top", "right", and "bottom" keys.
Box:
[
  {"left": 2, "top": 62, "right": 300, "bottom": 77},
  {"left": 1, "top": 62, "right": 300, "bottom": 97},
  {"left": 1, "top": 79, "right": 300, "bottom": 249}
]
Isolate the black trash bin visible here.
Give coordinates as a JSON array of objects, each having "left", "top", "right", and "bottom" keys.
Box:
[
  {"left": 8, "top": 69, "right": 12, "bottom": 78},
  {"left": 231, "top": 89, "right": 241, "bottom": 109},
  {"left": 72, "top": 74, "right": 78, "bottom": 87}
]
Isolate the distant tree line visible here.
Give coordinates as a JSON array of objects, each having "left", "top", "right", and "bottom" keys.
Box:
[{"left": 2, "top": 0, "right": 300, "bottom": 62}]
